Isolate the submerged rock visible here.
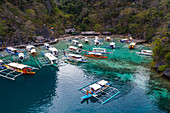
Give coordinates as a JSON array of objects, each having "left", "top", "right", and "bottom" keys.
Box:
[{"left": 163, "top": 68, "right": 170, "bottom": 79}]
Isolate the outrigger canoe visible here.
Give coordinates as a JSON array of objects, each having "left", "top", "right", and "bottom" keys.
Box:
[{"left": 78, "top": 80, "right": 120, "bottom": 105}]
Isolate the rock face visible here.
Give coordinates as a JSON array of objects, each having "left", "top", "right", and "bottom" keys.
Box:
[
  {"left": 163, "top": 68, "right": 170, "bottom": 79},
  {"left": 155, "top": 61, "right": 165, "bottom": 69}
]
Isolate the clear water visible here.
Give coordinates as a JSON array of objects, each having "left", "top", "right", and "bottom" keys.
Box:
[{"left": 0, "top": 38, "right": 169, "bottom": 113}]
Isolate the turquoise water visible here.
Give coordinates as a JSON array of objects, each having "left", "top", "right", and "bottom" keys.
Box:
[{"left": 0, "top": 38, "right": 169, "bottom": 113}]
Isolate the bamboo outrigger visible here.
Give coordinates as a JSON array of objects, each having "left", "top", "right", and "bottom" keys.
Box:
[{"left": 78, "top": 80, "right": 120, "bottom": 105}]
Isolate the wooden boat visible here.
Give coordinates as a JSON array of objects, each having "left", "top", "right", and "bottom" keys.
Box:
[
  {"left": 68, "top": 46, "right": 82, "bottom": 53},
  {"left": 26, "top": 45, "right": 36, "bottom": 56},
  {"left": 65, "top": 53, "right": 87, "bottom": 62},
  {"left": 105, "top": 37, "right": 111, "bottom": 41},
  {"left": 44, "top": 53, "right": 59, "bottom": 67},
  {"left": 136, "top": 50, "right": 153, "bottom": 56},
  {"left": 78, "top": 80, "right": 120, "bottom": 105},
  {"left": 84, "top": 52, "right": 108, "bottom": 59},
  {"left": 109, "top": 42, "right": 116, "bottom": 49},
  {"left": 6, "top": 47, "right": 19, "bottom": 55},
  {"left": 49, "top": 47, "right": 59, "bottom": 56},
  {"left": 3, "top": 62, "right": 35, "bottom": 75},
  {"left": 129, "top": 42, "right": 136, "bottom": 49}
]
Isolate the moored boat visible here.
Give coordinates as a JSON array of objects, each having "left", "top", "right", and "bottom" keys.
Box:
[
  {"left": 78, "top": 43, "right": 83, "bottom": 48},
  {"left": 109, "top": 42, "right": 116, "bottom": 49},
  {"left": 105, "top": 37, "right": 111, "bottom": 41},
  {"left": 65, "top": 53, "right": 87, "bottom": 62},
  {"left": 6, "top": 47, "right": 19, "bottom": 55},
  {"left": 44, "top": 43, "right": 51, "bottom": 49},
  {"left": 68, "top": 46, "right": 82, "bottom": 53},
  {"left": 49, "top": 47, "right": 59, "bottom": 56},
  {"left": 129, "top": 42, "right": 136, "bottom": 49},
  {"left": 18, "top": 53, "right": 25, "bottom": 62},
  {"left": 91, "top": 48, "right": 107, "bottom": 54},
  {"left": 44, "top": 53, "right": 59, "bottom": 67},
  {"left": 78, "top": 80, "right": 120, "bottom": 105},
  {"left": 3, "top": 62, "right": 35, "bottom": 75},
  {"left": 84, "top": 52, "right": 108, "bottom": 59},
  {"left": 120, "top": 38, "right": 128, "bottom": 43},
  {"left": 84, "top": 37, "right": 89, "bottom": 44},
  {"left": 26, "top": 45, "right": 36, "bottom": 56},
  {"left": 136, "top": 50, "right": 153, "bottom": 56},
  {"left": 72, "top": 40, "right": 79, "bottom": 46}
]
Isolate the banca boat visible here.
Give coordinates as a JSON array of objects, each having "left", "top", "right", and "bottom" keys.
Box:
[
  {"left": 44, "top": 53, "right": 59, "bottom": 67},
  {"left": 84, "top": 37, "right": 89, "bottom": 44},
  {"left": 105, "top": 37, "right": 111, "bottom": 41},
  {"left": 3, "top": 62, "right": 36, "bottom": 75},
  {"left": 26, "top": 45, "right": 36, "bottom": 56},
  {"left": 120, "top": 38, "right": 128, "bottom": 43},
  {"left": 6, "top": 47, "right": 19, "bottom": 55},
  {"left": 78, "top": 80, "right": 120, "bottom": 105},
  {"left": 49, "top": 47, "right": 59, "bottom": 56},
  {"left": 136, "top": 50, "right": 153, "bottom": 56},
  {"left": 65, "top": 53, "right": 87, "bottom": 63},
  {"left": 109, "top": 42, "right": 116, "bottom": 49},
  {"left": 72, "top": 40, "right": 79, "bottom": 46},
  {"left": 84, "top": 52, "right": 108, "bottom": 59},
  {"left": 129, "top": 42, "right": 136, "bottom": 49},
  {"left": 68, "top": 46, "right": 82, "bottom": 53},
  {"left": 44, "top": 43, "right": 51, "bottom": 49}
]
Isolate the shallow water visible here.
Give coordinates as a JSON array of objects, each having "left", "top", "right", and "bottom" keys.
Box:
[{"left": 0, "top": 38, "right": 169, "bottom": 113}]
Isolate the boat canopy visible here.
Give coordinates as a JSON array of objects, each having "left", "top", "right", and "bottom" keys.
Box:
[
  {"left": 110, "top": 42, "right": 115, "bottom": 45},
  {"left": 0, "top": 60, "right": 3, "bottom": 63},
  {"left": 142, "top": 50, "right": 153, "bottom": 53},
  {"left": 78, "top": 43, "right": 83, "bottom": 46},
  {"left": 18, "top": 53, "right": 24, "bottom": 57},
  {"left": 129, "top": 42, "right": 136, "bottom": 46},
  {"left": 8, "top": 62, "right": 30, "bottom": 69},
  {"left": 93, "top": 48, "right": 106, "bottom": 52},
  {"left": 89, "top": 83, "right": 101, "bottom": 91},
  {"left": 72, "top": 40, "right": 79, "bottom": 43},
  {"left": 69, "top": 54, "right": 82, "bottom": 58},
  {"left": 49, "top": 47, "right": 58, "bottom": 52},
  {"left": 26, "top": 45, "right": 35, "bottom": 49},
  {"left": 7, "top": 47, "right": 17, "bottom": 51},
  {"left": 69, "top": 46, "right": 78, "bottom": 50},
  {"left": 106, "top": 37, "right": 111, "bottom": 39},
  {"left": 31, "top": 49, "right": 36, "bottom": 53},
  {"left": 44, "top": 43, "right": 50, "bottom": 47},
  {"left": 122, "top": 38, "right": 128, "bottom": 41},
  {"left": 98, "top": 80, "right": 108, "bottom": 86},
  {"left": 85, "top": 37, "right": 88, "bottom": 39},
  {"left": 89, "top": 52, "right": 102, "bottom": 56},
  {"left": 44, "top": 53, "right": 57, "bottom": 61}
]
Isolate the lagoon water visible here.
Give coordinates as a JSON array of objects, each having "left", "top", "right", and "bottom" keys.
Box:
[{"left": 0, "top": 38, "right": 169, "bottom": 113}]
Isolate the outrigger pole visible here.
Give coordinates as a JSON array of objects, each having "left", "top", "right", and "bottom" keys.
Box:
[{"left": 101, "top": 91, "right": 120, "bottom": 105}]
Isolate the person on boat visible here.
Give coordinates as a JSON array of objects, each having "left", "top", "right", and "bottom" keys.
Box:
[
  {"left": 86, "top": 90, "right": 89, "bottom": 95},
  {"left": 90, "top": 88, "right": 94, "bottom": 94}
]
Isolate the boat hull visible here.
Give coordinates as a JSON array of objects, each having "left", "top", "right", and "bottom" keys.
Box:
[
  {"left": 84, "top": 54, "right": 108, "bottom": 59},
  {"left": 81, "top": 93, "right": 96, "bottom": 99}
]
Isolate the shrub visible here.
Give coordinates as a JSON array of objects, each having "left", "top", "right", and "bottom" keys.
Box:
[{"left": 158, "top": 65, "right": 168, "bottom": 72}]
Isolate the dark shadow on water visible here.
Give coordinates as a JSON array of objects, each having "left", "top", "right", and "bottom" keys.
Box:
[{"left": 0, "top": 66, "right": 58, "bottom": 113}]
